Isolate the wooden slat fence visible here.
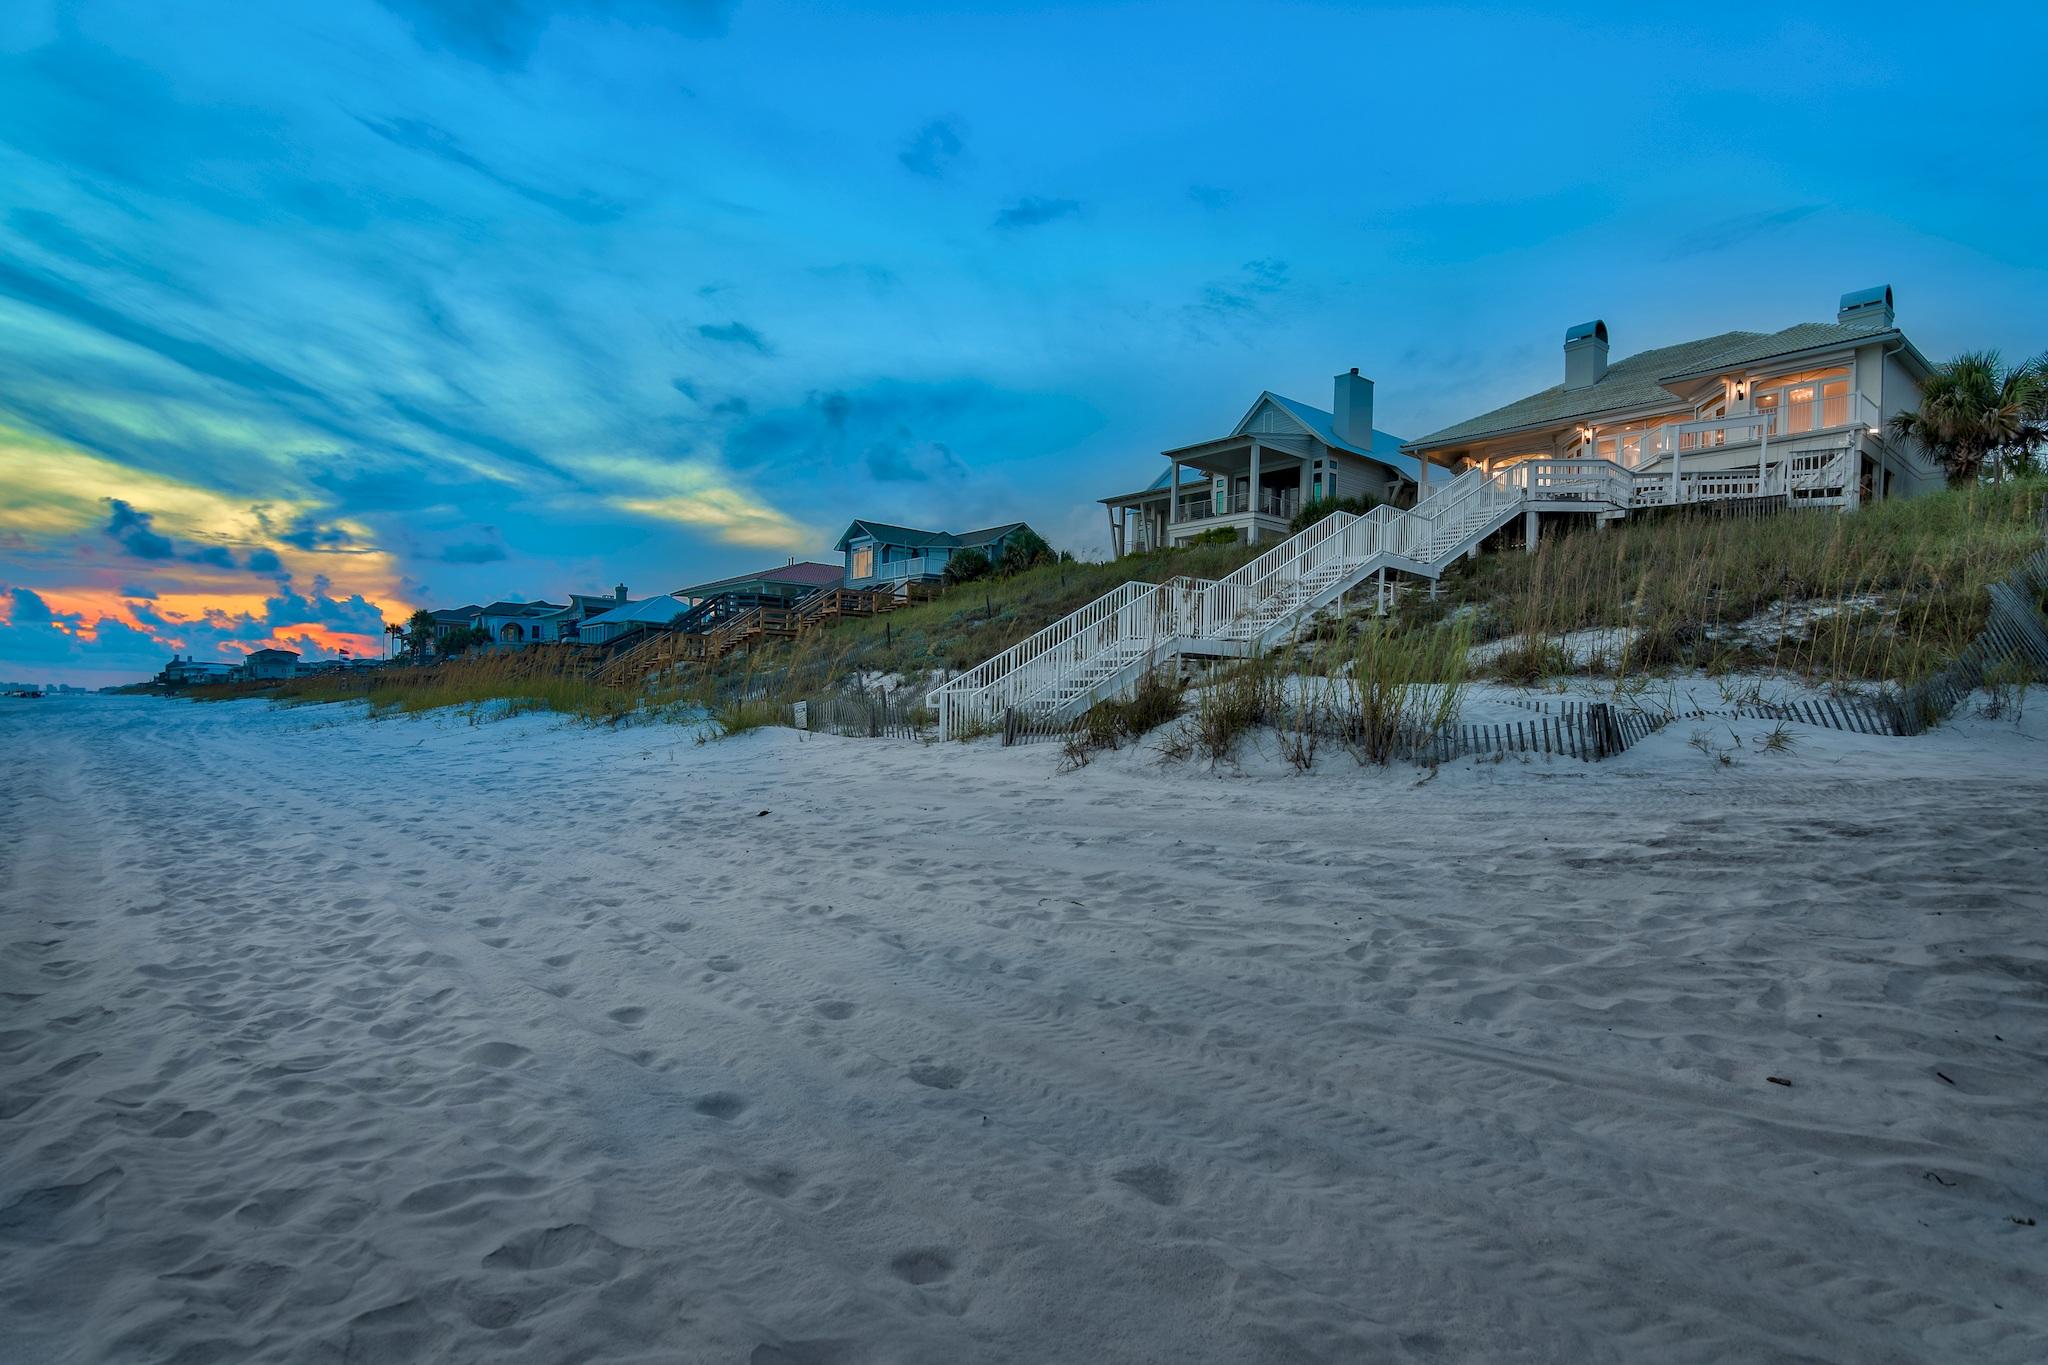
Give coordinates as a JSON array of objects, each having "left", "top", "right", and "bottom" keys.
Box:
[
  {"left": 789, "top": 689, "right": 932, "bottom": 740},
  {"left": 999, "top": 698, "right": 1665, "bottom": 764}
]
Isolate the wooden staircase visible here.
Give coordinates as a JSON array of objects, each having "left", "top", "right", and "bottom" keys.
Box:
[{"left": 587, "top": 584, "right": 911, "bottom": 689}]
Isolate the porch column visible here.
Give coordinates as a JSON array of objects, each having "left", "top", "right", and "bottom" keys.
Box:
[
  {"left": 1169, "top": 463, "right": 1185, "bottom": 527},
  {"left": 1107, "top": 505, "right": 1125, "bottom": 557},
  {"left": 1524, "top": 508, "right": 1539, "bottom": 553},
  {"left": 1248, "top": 440, "right": 1261, "bottom": 518}
]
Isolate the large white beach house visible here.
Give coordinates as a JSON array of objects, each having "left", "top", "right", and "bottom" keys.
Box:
[
  {"left": 1403, "top": 286, "right": 1941, "bottom": 504},
  {"left": 1100, "top": 371, "right": 1439, "bottom": 555}
]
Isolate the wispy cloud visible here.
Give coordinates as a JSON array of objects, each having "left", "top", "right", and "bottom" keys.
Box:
[
  {"left": 697, "top": 320, "right": 773, "bottom": 353},
  {"left": 993, "top": 196, "right": 1080, "bottom": 230},
  {"left": 104, "top": 498, "right": 175, "bottom": 560},
  {"left": 441, "top": 540, "right": 508, "bottom": 564},
  {"left": 353, "top": 114, "right": 624, "bottom": 224},
  {"left": 375, "top": 0, "right": 739, "bottom": 70},
  {"left": 899, "top": 119, "right": 965, "bottom": 179},
  {"left": 1666, "top": 205, "right": 1825, "bottom": 260}
]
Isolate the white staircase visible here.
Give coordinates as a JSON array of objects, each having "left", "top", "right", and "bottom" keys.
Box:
[{"left": 927, "top": 454, "right": 1826, "bottom": 739}]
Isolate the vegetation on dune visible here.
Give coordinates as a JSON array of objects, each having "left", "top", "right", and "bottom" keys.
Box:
[
  {"left": 186, "top": 650, "right": 686, "bottom": 725},
  {"left": 1428, "top": 477, "right": 2048, "bottom": 686},
  {"left": 708, "top": 538, "right": 1266, "bottom": 693}
]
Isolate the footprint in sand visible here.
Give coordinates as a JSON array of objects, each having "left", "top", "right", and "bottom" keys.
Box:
[
  {"left": 887, "top": 1248, "right": 955, "bottom": 1285},
  {"left": 462, "top": 1041, "right": 533, "bottom": 1068},
  {"left": 742, "top": 1166, "right": 803, "bottom": 1198},
  {"left": 906, "top": 1062, "right": 964, "bottom": 1090},
  {"left": 705, "top": 956, "right": 742, "bottom": 973},
  {"left": 813, "top": 1001, "right": 857, "bottom": 1020},
  {"left": 1111, "top": 1162, "right": 1182, "bottom": 1206},
  {"left": 693, "top": 1092, "right": 748, "bottom": 1120},
  {"left": 607, "top": 1007, "right": 647, "bottom": 1027}
]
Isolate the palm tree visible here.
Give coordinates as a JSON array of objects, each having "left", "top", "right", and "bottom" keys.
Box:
[
  {"left": 1890, "top": 350, "right": 2048, "bottom": 483},
  {"left": 405, "top": 608, "right": 438, "bottom": 662}
]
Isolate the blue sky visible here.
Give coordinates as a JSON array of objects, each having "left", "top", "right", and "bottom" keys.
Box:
[{"left": 3, "top": 0, "right": 2045, "bottom": 686}]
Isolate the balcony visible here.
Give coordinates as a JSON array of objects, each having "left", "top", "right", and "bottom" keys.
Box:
[
  {"left": 1174, "top": 488, "right": 1301, "bottom": 525},
  {"left": 853, "top": 554, "right": 947, "bottom": 584},
  {"left": 1600, "top": 391, "right": 1880, "bottom": 469}
]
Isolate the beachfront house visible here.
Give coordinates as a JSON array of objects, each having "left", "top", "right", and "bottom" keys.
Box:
[
  {"left": 472, "top": 600, "right": 568, "bottom": 647},
  {"left": 1402, "top": 286, "right": 1942, "bottom": 506},
  {"left": 243, "top": 647, "right": 300, "bottom": 681},
  {"left": 430, "top": 606, "right": 481, "bottom": 647},
  {"left": 536, "top": 587, "right": 631, "bottom": 643},
  {"left": 836, "top": 522, "right": 1038, "bottom": 589},
  {"left": 577, "top": 594, "right": 689, "bottom": 645},
  {"left": 674, "top": 560, "right": 844, "bottom": 608},
  {"left": 1100, "top": 371, "right": 1435, "bottom": 554},
  {"left": 157, "top": 654, "right": 237, "bottom": 687}
]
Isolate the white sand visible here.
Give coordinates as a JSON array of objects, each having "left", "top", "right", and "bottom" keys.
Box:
[{"left": 2, "top": 693, "right": 2044, "bottom": 1363}]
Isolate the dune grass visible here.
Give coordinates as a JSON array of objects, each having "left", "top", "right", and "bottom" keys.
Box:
[
  {"left": 1428, "top": 478, "right": 2047, "bottom": 685},
  {"left": 724, "top": 541, "right": 1266, "bottom": 686},
  {"left": 186, "top": 651, "right": 681, "bottom": 724}
]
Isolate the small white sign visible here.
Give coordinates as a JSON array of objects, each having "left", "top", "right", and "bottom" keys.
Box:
[{"left": 792, "top": 700, "right": 808, "bottom": 730}]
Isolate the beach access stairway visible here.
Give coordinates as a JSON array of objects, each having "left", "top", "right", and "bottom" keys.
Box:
[
  {"left": 587, "top": 584, "right": 906, "bottom": 687},
  {"left": 928, "top": 452, "right": 1853, "bottom": 739}
]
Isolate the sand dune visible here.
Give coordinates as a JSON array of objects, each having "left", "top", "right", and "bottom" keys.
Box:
[{"left": 2, "top": 694, "right": 2044, "bottom": 1363}]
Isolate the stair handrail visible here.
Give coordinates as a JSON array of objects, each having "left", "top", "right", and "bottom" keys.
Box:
[{"left": 1201, "top": 510, "right": 1360, "bottom": 636}]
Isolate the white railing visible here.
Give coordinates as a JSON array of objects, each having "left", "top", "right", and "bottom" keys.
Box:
[
  {"left": 1201, "top": 507, "right": 1361, "bottom": 637},
  {"left": 857, "top": 555, "right": 946, "bottom": 584},
  {"left": 1174, "top": 488, "right": 1301, "bottom": 523},
  {"left": 1617, "top": 392, "right": 1881, "bottom": 468},
  {"left": 931, "top": 446, "right": 1869, "bottom": 737},
  {"left": 930, "top": 581, "right": 1161, "bottom": 736}
]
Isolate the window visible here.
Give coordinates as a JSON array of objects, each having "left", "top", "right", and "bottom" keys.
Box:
[{"left": 851, "top": 546, "right": 875, "bottom": 579}]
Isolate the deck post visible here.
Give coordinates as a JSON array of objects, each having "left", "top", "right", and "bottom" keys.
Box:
[{"left": 1524, "top": 508, "right": 1539, "bottom": 553}]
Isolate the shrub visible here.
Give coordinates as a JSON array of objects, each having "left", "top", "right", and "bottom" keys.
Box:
[
  {"left": 1342, "top": 620, "right": 1472, "bottom": 765},
  {"left": 943, "top": 548, "right": 992, "bottom": 584},
  {"left": 998, "top": 528, "right": 1055, "bottom": 575},
  {"left": 1290, "top": 494, "right": 1382, "bottom": 533},
  {"left": 1187, "top": 526, "right": 1240, "bottom": 547}
]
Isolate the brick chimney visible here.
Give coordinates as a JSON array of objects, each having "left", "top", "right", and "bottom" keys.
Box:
[{"left": 614, "top": 583, "right": 628, "bottom": 602}]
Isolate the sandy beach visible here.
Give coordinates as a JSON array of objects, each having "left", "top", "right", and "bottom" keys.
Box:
[{"left": 2, "top": 693, "right": 2044, "bottom": 1363}]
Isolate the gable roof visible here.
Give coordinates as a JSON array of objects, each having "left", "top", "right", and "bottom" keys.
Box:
[
  {"left": 1406, "top": 318, "right": 1903, "bottom": 450},
  {"left": 477, "top": 599, "right": 564, "bottom": 617},
  {"left": 835, "top": 519, "right": 953, "bottom": 551},
  {"left": 672, "top": 560, "right": 844, "bottom": 598},
  {"left": 1249, "top": 392, "right": 1429, "bottom": 481},
  {"left": 246, "top": 647, "right": 300, "bottom": 660},
  {"left": 954, "top": 522, "right": 1027, "bottom": 546},
  {"left": 833, "top": 520, "right": 1033, "bottom": 552},
  {"left": 582, "top": 596, "right": 688, "bottom": 629}
]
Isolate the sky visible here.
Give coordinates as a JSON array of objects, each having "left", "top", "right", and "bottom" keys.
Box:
[{"left": 3, "top": 0, "right": 2045, "bottom": 688}]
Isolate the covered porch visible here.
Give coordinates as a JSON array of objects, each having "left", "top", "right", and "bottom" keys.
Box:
[{"left": 1158, "top": 436, "right": 1309, "bottom": 548}]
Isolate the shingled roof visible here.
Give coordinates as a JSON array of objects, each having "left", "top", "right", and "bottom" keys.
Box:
[{"left": 1406, "top": 318, "right": 1901, "bottom": 451}]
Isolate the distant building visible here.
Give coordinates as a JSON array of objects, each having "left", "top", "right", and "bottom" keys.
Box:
[
  {"left": 672, "top": 561, "right": 843, "bottom": 605},
  {"left": 834, "top": 521, "right": 1039, "bottom": 589},
  {"left": 157, "top": 654, "right": 237, "bottom": 687},
  {"left": 244, "top": 647, "right": 300, "bottom": 680},
  {"left": 578, "top": 594, "right": 689, "bottom": 645},
  {"left": 533, "top": 586, "right": 631, "bottom": 643}
]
